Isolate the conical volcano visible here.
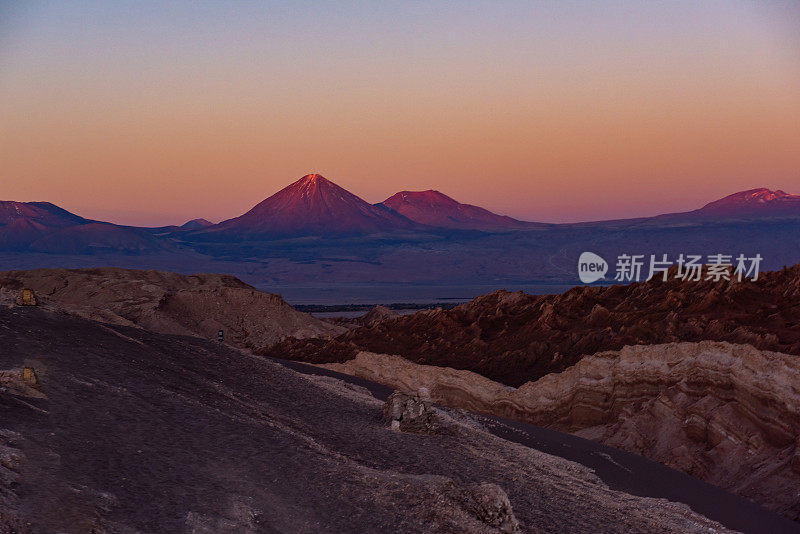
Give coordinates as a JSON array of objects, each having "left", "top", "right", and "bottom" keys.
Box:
[{"left": 205, "top": 174, "right": 420, "bottom": 238}]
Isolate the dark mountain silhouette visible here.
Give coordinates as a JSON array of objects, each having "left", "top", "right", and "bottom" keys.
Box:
[
  {"left": 180, "top": 218, "right": 214, "bottom": 230},
  {"left": 196, "top": 174, "right": 423, "bottom": 239},
  {"left": 0, "top": 201, "right": 167, "bottom": 253},
  {"left": 0, "top": 201, "right": 86, "bottom": 251},
  {"left": 0, "top": 200, "right": 87, "bottom": 228},
  {"left": 380, "top": 190, "right": 542, "bottom": 230}
]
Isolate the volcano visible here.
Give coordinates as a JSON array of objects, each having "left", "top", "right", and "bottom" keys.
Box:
[
  {"left": 696, "top": 188, "right": 800, "bottom": 218},
  {"left": 647, "top": 188, "right": 800, "bottom": 224},
  {"left": 201, "top": 174, "right": 421, "bottom": 238},
  {"left": 380, "top": 190, "right": 540, "bottom": 230}
]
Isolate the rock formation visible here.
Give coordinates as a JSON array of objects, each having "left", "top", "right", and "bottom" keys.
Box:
[
  {"left": 383, "top": 389, "right": 439, "bottom": 433},
  {"left": 0, "top": 367, "right": 45, "bottom": 399},
  {"left": 267, "top": 264, "right": 800, "bottom": 387},
  {"left": 0, "top": 268, "right": 344, "bottom": 350},
  {"left": 320, "top": 342, "right": 800, "bottom": 520},
  {"left": 14, "top": 288, "right": 37, "bottom": 306}
]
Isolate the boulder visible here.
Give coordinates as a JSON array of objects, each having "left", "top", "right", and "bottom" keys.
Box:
[
  {"left": 0, "top": 368, "right": 44, "bottom": 398},
  {"left": 15, "top": 288, "right": 37, "bottom": 306},
  {"left": 454, "top": 482, "right": 521, "bottom": 533},
  {"left": 382, "top": 389, "right": 438, "bottom": 433},
  {"left": 22, "top": 367, "right": 38, "bottom": 386}
]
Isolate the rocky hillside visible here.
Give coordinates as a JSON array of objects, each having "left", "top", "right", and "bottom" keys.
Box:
[
  {"left": 319, "top": 342, "right": 800, "bottom": 521},
  {"left": 266, "top": 264, "right": 800, "bottom": 386},
  {"left": 0, "top": 268, "right": 344, "bottom": 350},
  {"left": 0, "top": 306, "right": 748, "bottom": 533}
]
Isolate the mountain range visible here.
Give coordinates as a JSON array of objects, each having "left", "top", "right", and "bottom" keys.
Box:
[
  {"left": 2, "top": 177, "right": 800, "bottom": 292},
  {"left": 7, "top": 176, "right": 800, "bottom": 242}
]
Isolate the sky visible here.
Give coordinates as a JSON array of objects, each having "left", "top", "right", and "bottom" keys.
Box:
[{"left": 1, "top": 1, "right": 799, "bottom": 226}]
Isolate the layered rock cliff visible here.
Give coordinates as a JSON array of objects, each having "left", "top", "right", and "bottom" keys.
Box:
[{"left": 320, "top": 342, "right": 800, "bottom": 520}]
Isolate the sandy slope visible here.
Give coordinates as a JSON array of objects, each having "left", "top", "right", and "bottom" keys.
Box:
[{"left": 0, "top": 306, "right": 742, "bottom": 534}]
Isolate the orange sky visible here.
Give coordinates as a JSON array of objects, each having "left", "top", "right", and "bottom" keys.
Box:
[{"left": 1, "top": 1, "right": 799, "bottom": 225}]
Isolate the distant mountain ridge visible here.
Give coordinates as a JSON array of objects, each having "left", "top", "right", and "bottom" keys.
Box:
[
  {"left": 2, "top": 182, "right": 800, "bottom": 287},
  {"left": 5, "top": 183, "right": 799, "bottom": 242},
  {"left": 380, "top": 190, "right": 540, "bottom": 230},
  {"left": 0, "top": 200, "right": 167, "bottom": 254}
]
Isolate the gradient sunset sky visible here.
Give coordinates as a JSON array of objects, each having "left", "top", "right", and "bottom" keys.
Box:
[{"left": 1, "top": 1, "right": 799, "bottom": 226}]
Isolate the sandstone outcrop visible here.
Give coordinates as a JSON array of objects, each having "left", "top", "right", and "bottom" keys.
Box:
[
  {"left": 320, "top": 342, "right": 800, "bottom": 520},
  {"left": 268, "top": 264, "right": 800, "bottom": 387},
  {"left": 0, "top": 268, "right": 344, "bottom": 350}
]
